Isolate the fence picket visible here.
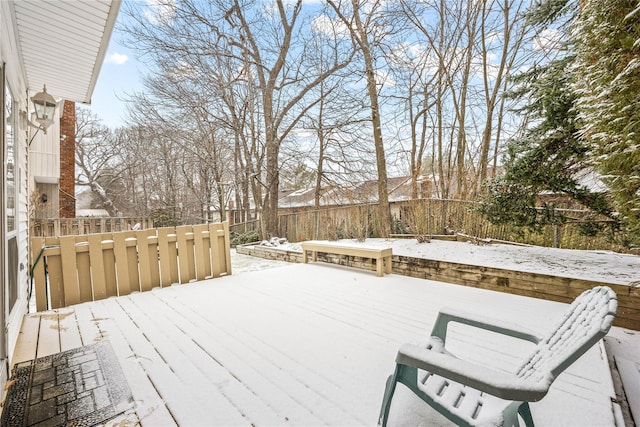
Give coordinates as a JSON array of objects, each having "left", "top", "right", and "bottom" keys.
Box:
[
  {"left": 193, "top": 224, "right": 209, "bottom": 280},
  {"left": 74, "top": 237, "right": 93, "bottom": 303},
  {"left": 147, "top": 235, "right": 161, "bottom": 288},
  {"left": 46, "top": 248, "right": 64, "bottom": 309},
  {"left": 59, "top": 236, "right": 81, "bottom": 306},
  {"left": 126, "top": 237, "right": 141, "bottom": 292},
  {"left": 202, "top": 230, "right": 213, "bottom": 278},
  {"left": 211, "top": 222, "right": 231, "bottom": 277},
  {"left": 222, "top": 221, "right": 232, "bottom": 275},
  {"left": 136, "top": 231, "right": 153, "bottom": 292},
  {"left": 88, "top": 234, "right": 107, "bottom": 301},
  {"left": 113, "top": 233, "right": 132, "bottom": 296},
  {"left": 176, "top": 227, "right": 190, "bottom": 284},
  {"left": 158, "top": 228, "right": 179, "bottom": 286},
  {"left": 103, "top": 240, "right": 118, "bottom": 298}
]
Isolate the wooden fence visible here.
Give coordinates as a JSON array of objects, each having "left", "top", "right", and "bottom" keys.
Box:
[
  {"left": 30, "top": 222, "right": 232, "bottom": 312},
  {"left": 229, "top": 220, "right": 260, "bottom": 235},
  {"left": 271, "top": 199, "right": 630, "bottom": 252},
  {"left": 30, "top": 217, "right": 154, "bottom": 237}
]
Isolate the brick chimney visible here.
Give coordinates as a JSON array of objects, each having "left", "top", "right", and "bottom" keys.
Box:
[{"left": 59, "top": 100, "right": 76, "bottom": 218}]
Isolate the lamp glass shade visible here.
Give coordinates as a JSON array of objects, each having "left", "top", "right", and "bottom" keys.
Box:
[{"left": 31, "top": 86, "right": 57, "bottom": 129}]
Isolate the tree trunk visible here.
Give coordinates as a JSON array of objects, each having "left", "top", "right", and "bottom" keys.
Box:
[
  {"left": 352, "top": 0, "right": 391, "bottom": 237},
  {"left": 315, "top": 100, "right": 325, "bottom": 209},
  {"left": 89, "top": 181, "right": 119, "bottom": 217}
]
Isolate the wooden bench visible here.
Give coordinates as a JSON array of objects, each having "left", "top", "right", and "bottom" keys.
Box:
[{"left": 300, "top": 241, "right": 393, "bottom": 277}]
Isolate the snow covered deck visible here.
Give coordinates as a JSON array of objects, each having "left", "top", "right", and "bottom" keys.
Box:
[{"left": 12, "top": 263, "right": 621, "bottom": 426}]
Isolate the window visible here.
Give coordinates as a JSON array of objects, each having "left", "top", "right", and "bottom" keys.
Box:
[
  {"left": 5, "top": 81, "right": 15, "bottom": 232},
  {"left": 4, "top": 71, "right": 18, "bottom": 312}
]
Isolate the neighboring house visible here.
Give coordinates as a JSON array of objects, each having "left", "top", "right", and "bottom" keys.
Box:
[
  {"left": 0, "top": 0, "right": 120, "bottom": 390},
  {"left": 30, "top": 100, "right": 77, "bottom": 219},
  {"left": 277, "top": 175, "right": 435, "bottom": 211}
]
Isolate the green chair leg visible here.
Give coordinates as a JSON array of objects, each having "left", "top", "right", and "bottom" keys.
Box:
[
  {"left": 518, "top": 402, "right": 534, "bottom": 427},
  {"left": 379, "top": 369, "right": 399, "bottom": 427}
]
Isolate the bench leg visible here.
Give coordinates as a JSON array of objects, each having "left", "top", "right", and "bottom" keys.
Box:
[
  {"left": 312, "top": 251, "right": 318, "bottom": 262},
  {"left": 303, "top": 250, "right": 308, "bottom": 263},
  {"left": 376, "top": 258, "right": 383, "bottom": 277},
  {"left": 385, "top": 256, "right": 392, "bottom": 274}
]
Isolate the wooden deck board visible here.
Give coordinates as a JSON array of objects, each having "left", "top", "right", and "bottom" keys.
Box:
[
  {"left": 114, "top": 296, "right": 250, "bottom": 426},
  {"left": 82, "top": 299, "right": 176, "bottom": 427},
  {"left": 124, "top": 292, "right": 286, "bottom": 426},
  {"left": 11, "top": 315, "right": 40, "bottom": 366},
  {"left": 161, "top": 294, "right": 352, "bottom": 425},
  {"left": 10, "top": 264, "right": 620, "bottom": 426},
  {"left": 96, "top": 298, "right": 208, "bottom": 426},
  {"left": 57, "top": 307, "right": 83, "bottom": 351},
  {"left": 36, "top": 312, "right": 61, "bottom": 358}
]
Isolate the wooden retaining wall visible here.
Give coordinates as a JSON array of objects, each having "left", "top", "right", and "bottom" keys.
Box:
[
  {"left": 236, "top": 243, "right": 639, "bottom": 330},
  {"left": 30, "top": 222, "right": 232, "bottom": 312}
]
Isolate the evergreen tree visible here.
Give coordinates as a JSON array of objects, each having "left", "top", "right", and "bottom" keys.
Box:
[
  {"left": 478, "top": 57, "right": 613, "bottom": 230},
  {"left": 572, "top": 0, "right": 640, "bottom": 244}
]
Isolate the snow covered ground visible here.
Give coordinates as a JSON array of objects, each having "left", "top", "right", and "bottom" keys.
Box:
[
  {"left": 13, "top": 242, "right": 638, "bottom": 426},
  {"left": 234, "top": 239, "right": 640, "bottom": 425},
  {"left": 257, "top": 237, "right": 640, "bottom": 285}
]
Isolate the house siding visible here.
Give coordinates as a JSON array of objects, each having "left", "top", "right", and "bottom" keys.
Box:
[{"left": 1, "top": 0, "right": 31, "bottom": 381}]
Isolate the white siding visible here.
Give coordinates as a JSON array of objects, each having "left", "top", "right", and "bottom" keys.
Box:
[
  {"left": 29, "top": 108, "right": 61, "bottom": 185},
  {"left": 1, "top": 0, "right": 30, "bottom": 365}
]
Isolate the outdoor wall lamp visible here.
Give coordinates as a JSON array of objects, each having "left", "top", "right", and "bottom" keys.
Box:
[
  {"left": 26, "top": 85, "right": 58, "bottom": 146},
  {"left": 30, "top": 85, "right": 57, "bottom": 130}
]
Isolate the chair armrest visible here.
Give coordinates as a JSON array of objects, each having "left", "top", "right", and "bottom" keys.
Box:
[
  {"left": 431, "top": 307, "right": 542, "bottom": 344},
  {"left": 396, "top": 343, "right": 551, "bottom": 402}
]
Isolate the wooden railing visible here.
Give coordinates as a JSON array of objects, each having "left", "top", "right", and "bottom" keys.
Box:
[
  {"left": 30, "top": 217, "right": 154, "bottom": 237},
  {"left": 30, "top": 222, "right": 232, "bottom": 312}
]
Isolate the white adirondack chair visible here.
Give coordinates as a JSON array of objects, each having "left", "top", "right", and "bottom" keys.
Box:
[{"left": 379, "top": 286, "right": 617, "bottom": 427}]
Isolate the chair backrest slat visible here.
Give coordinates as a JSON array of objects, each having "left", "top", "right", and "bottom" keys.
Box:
[{"left": 516, "top": 286, "right": 617, "bottom": 383}]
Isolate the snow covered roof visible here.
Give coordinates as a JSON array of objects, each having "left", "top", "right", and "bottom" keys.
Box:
[
  {"left": 76, "top": 208, "right": 110, "bottom": 218},
  {"left": 278, "top": 176, "right": 417, "bottom": 208},
  {"left": 574, "top": 168, "right": 608, "bottom": 193}
]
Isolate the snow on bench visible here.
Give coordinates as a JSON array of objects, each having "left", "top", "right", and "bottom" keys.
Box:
[{"left": 300, "top": 241, "right": 393, "bottom": 277}]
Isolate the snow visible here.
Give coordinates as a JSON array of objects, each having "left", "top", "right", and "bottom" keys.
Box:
[
  {"left": 235, "top": 238, "right": 640, "bottom": 425},
  {"left": 258, "top": 237, "right": 640, "bottom": 285},
  {"left": 19, "top": 243, "right": 638, "bottom": 426}
]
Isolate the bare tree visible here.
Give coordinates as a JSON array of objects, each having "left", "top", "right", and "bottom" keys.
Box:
[
  {"left": 327, "top": 0, "right": 393, "bottom": 237},
  {"left": 75, "top": 107, "right": 121, "bottom": 216},
  {"left": 476, "top": 0, "right": 529, "bottom": 189},
  {"left": 222, "top": 1, "right": 354, "bottom": 237},
  {"left": 120, "top": 0, "right": 354, "bottom": 237},
  {"left": 394, "top": 0, "right": 530, "bottom": 197}
]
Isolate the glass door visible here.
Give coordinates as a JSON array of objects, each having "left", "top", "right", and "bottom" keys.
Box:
[{"left": 0, "top": 65, "right": 9, "bottom": 386}]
